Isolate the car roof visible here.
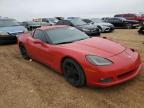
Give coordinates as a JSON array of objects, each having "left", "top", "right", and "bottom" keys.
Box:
[{"left": 38, "top": 25, "right": 68, "bottom": 30}]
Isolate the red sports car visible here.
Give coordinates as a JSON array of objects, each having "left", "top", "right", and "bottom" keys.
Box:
[{"left": 18, "top": 25, "right": 142, "bottom": 87}]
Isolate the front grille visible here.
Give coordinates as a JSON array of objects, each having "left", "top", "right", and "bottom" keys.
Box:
[
  {"left": 117, "top": 67, "right": 138, "bottom": 79},
  {"left": 90, "top": 28, "right": 99, "bottom": 32},
  {"left": 118, "top": 71, "right": 133, "bottom": 79}
]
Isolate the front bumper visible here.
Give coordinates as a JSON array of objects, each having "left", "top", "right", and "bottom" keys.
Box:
[
  {"left": 0, "top": 35, "right": 17, "bottom": 45},
  {"left": 85, "top": 31, "right": 100, "bottom": 37},
  {"left": 83, "top": 51, "right": 142, "bottom": 87},
  {"left": 87, "top": 63, "right": 142, "bottom": 87}
]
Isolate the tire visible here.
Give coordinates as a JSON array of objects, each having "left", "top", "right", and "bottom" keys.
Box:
[
  {"left": 62, "top": 58, "right": 86, "bottom": 87},
  {"left": 0, "top": 35, "right": 17, "bottom": 45},
  {"left": 19, "top": 43, "right": 30, "bottom": 60},
  {"left": 138, "top": 26, "right": 144, "bottom": 34}
]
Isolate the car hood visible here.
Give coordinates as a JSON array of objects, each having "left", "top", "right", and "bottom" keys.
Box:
[
  {"left": 94, "top": 22, "right": 113, "bottom": 26},
  {"left": 77, "top": 24, "right": 98, "bottom": 29},
  {"left": 29, "top": 25, "right": 41, "bottom": 27},
  {"left": 0, "top": 26, "right": 27, "bottom": 34},
  {"left": 60, "top": 37, "right": 126, "bottom": 58}
]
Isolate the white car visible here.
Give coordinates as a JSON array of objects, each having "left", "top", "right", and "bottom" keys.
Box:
[{"left": 83, "top": 18, "right": 115, "bottom": 33}]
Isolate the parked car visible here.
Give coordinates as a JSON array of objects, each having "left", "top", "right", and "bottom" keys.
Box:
[
  {"left": 82, "top": 18, "right": 115, "bottom": 33},
  {"left": 18, "top": 25, "right": 142, "bottom": 87},
  {"left": 56, "top": 19, "right": 100, "bottom": 36},
  {"left": 41, "top": 18, "right": 59, "bottom": 25},
  {"left": 114, "top": 13, "right": 144, "bottom": 22},
  {"left": 21, "top": 21, "right": 51, "bottom": 31},
  {"left": 67, "top": 17, "right": 80, "bottom": 20},
  {"left": 103, "top": 17, "right": 139, "bottom": 29},
  {"left": 0, "top": 18, "right": 28, "bottom": 44},
  {"left": 55, "top": 17, "right": 64, "bottom": 20}
]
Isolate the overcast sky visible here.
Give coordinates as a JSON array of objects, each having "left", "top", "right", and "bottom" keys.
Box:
[{"left": 0, "top": 0, "right": 144, "bottom": 21}]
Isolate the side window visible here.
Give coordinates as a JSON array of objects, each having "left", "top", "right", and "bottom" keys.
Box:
[
  {"left": 42, "top": 19, "right": 49, "bottom": 23},
  {"left": 113, "top": 18, "right": 121, "bottom": 23},
  {"left": 56, "top": 21, "right": 64, "bottom": 25},
  {"left": 108, "top": 18, "right": 113, "bottom": 23},
  {"left": 60, "top": 21, "right": 65, "bottom": 25},
  {"left": 33, "top": 30, "right": 47, "bottom": 43},
  {"left": 65, "top": 21, "right": 73, "bottom": 26}
]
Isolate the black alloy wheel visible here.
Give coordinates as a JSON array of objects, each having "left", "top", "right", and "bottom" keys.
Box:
[
  {"left": 19, "top": 43, "right": 30, "bottom": 60},
  {"left": 62, "top": 58, "right": 86, "bottom": 87}
]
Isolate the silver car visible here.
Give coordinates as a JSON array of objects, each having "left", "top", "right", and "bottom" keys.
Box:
[{"left": 83, "top": 18, "right": 115, "bottom": 33}]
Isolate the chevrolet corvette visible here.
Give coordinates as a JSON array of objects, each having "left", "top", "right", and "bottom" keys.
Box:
[{"left": 18, "top": 25, "right": 142, "bottom": 87}]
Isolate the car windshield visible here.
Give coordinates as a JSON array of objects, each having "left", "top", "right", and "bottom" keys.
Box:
[
  {"left": 0, "top": 19, "right": 20, "bottom": 27},
  {"left": 117, "top": 17, "right": 127, "bottom": 21},
  {"left": 46, "top": 27, "right": 89, "bottom": 44},
  {"left": 70, "top": 19, "right": 87, "bottom": 26},
  {"left": 27, "top": 21, "right": 47, "bottom": 26},
  {"left": 48, "top": 18, "right": 59, "bottom": 23},
  {"left": 91, "top": 18, "right": 103, "bottom": 23},
  {"left": 36, "top": 22, "right": 49, "bottom": 26},
  {"left": 83, "top": 19, "right": 93, "bottom": 24}
]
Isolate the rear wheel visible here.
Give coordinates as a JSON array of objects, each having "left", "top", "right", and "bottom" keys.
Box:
[
  {"left": 62, "top": 58, "right": 86, "bottom": 87},
  {"left": 19, "top": 43, "right": 30, "bottom": 60}
]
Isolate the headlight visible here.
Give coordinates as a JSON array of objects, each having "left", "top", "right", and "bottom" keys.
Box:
[
  {"left": 82, "top": 28, "right": 90, "bottom": 32},
  {"left": 86, "top": 55, "right": 112, "bottom": 66}
]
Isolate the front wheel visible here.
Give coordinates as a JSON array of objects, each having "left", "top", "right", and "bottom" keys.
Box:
[
  {"left": 19, "top": 43, "right": 30, "bottom": 60},
  {"left": 62, "top": 58, "right": 86, "bottom": 87}
]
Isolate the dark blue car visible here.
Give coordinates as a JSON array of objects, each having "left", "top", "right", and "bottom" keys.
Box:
[{"left": 0, "top": 18, "right": 28, "bottom": 44}]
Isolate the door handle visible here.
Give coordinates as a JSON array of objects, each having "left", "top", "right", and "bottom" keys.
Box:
[
  {"left": 33, "top": 41, "right": 41, "bottom": 44},
  {"left": 33, "top": 40, "right": 48, "bottom": 47}
]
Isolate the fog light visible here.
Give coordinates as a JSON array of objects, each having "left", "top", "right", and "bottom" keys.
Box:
[{"left": 99, "top": 78, "right": 112, "bottom": 83}]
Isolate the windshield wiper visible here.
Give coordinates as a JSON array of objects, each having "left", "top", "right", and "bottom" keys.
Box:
[
  {"left": 74, "top": 38, "right": 89, "bottom": 42},
  {"left": 56, "top": 38, "right": 89, "bottom": 45},
  {"left": 56, "top": 41, "right": 74, "bottom": 45},
  {"left": 7, "top": 32, "right": 16, "bottom": 36}
]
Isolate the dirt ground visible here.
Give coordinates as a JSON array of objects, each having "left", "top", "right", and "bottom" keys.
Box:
[{"left": 0, "top": 29, "right": 144, "bottom": 108}]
